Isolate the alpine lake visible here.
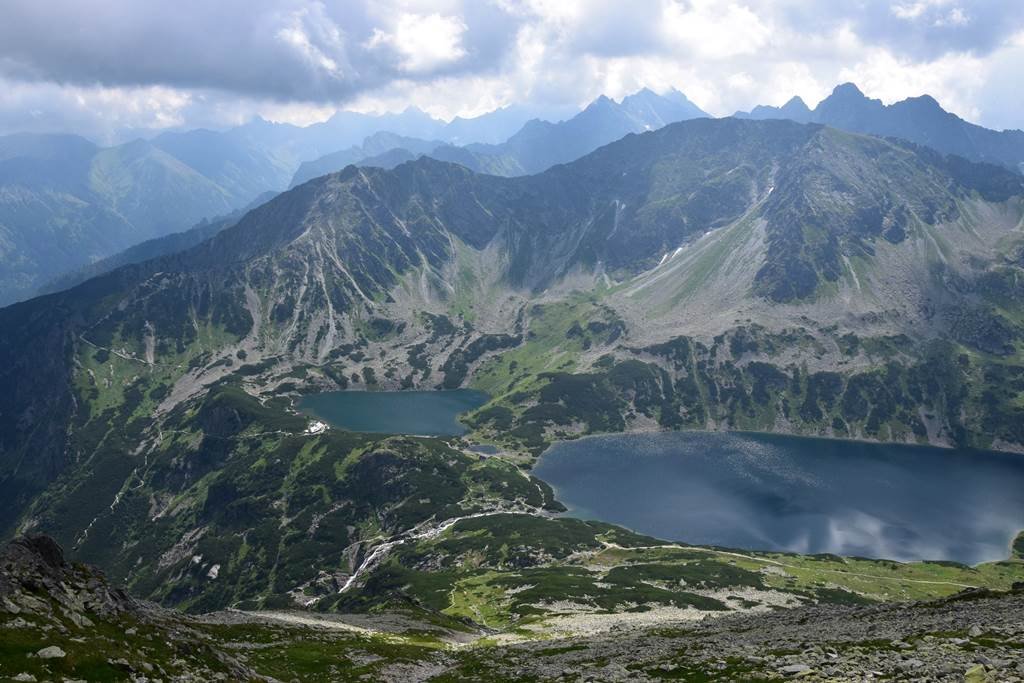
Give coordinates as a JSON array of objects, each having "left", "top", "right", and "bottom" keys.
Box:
[{"left": 298, "top": 390, "right": 1024, "bottom": 565}]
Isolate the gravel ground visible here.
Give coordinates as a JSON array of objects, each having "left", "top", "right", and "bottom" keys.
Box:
[{"left": 405, "top": 588, "right": 1024, "bottom": 681}]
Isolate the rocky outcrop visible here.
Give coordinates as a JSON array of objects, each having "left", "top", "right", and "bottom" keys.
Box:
[
  {"left": 0, "top": 535, "right": 138, "bottom": 623},
  {"left": 0, "top": 535, "right": 268, "bottom": 681}
]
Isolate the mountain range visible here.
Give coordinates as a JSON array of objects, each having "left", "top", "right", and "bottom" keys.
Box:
[
  {"left": 0, "top": 89, "right": 697, "bottom": 306},
  {"left": 290, "top": 87, "right": 708, "bottom": 186},
  {"left": 736, "top": 83, "right": 1024, "bottom": 174},
  {"left": 1, "top": 114, "right": 1023, "bottom": 618},
  {"left": 8, "top": 82, "right": 1024, "bottom": 309}
]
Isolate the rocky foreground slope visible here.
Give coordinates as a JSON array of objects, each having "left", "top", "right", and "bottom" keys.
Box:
[
  {"left": 0, "top": 535, "right": 263, "bottom": 681},
  {"left": 442, "top": 589, "right": 1024, "bottom": 682},
  {"left": 2, "top": 535, "right": 1023, "bottom": 682}
]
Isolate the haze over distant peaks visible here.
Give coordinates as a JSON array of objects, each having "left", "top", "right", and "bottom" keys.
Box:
[
  {"left": 291, "top": 87, "right": 710, "bottom": 184},
  {"left": 736, "top": 83, "right": 1024, "bottom": 173}
]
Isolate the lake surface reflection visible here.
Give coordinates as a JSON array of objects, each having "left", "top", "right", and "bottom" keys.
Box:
[{"left": 532, "top": 431, "right": 1024, "bottom": 564}]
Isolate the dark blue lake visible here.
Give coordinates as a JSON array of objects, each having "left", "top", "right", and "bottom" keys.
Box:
[
  {"left": 532, "top": 431, "right": 1024, "bottom": 564},
  {"left": 297, "top": 389, "right": 489, "bottom": 436}
]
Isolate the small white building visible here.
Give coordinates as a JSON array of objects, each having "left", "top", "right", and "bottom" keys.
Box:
[{"left": 305, "top": 420, "right": 328, "bottom": 435}]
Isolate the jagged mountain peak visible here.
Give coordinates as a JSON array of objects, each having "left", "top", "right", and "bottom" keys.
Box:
[
  {"left": 736, "top": 82, "right": 1024, "bottom": 174},
  {"left": 830, "top": 81, "right": 867, "bottom": 98},
  {"left": 781, "top": 95, "right": 811, "bottom": 112},
  {"left": 815, "top": 83, "right": 885, "bottom": 118},
  {"left": 620, "top": 87, "right": 707, "bottom": 115},
  {"left": 623, "top": 87, "right": 660, "bottom": 102},
  {"left": 584, "top": 94, "right": 618, "bottom": 111},
  {"left": 901, "top": 93, "right": 945, "bottom": 111}
]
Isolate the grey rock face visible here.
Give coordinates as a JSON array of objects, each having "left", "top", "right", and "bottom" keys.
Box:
[{"left": 779, "top": 662, "right": 812, "bottom": 674}]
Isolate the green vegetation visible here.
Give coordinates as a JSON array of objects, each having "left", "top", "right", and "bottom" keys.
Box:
[
  {"left": 467, "top": 323, "right": 1024, "bottom": 456},
  {"left": 469, "top": 299, "right": 620, "bottom": 398},
  {"left": 2, "top": 115, "right": 1024, "bottom": 681},
  {"left": 316, "top": 512, "right": 1024, "bottom": 632}
]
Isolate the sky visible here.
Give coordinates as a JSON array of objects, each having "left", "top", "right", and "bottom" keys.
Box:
[{"left": 0, "top": 0, "right": 1022, "bottom": 142}]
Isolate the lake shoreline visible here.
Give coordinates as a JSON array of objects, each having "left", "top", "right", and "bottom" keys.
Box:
[{"left": 534, "top": 425, "right": 1024, "bottom": 460}]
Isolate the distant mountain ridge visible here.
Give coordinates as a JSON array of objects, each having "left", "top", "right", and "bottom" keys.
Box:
[
  {"left": 290, "top": 132, "right": 447, "bottom": 188},
  {"left": 0, "top": 132, "right": 259, "bottom": 305},
  {"left": 290, "top": 87, "right": 709, "bottom": 185},
  {"left": 736, "top": 83, "right": 1024, "bottom": 173},
  {"left": 225, "top": 102, "right": 563, "bottom": 171},
  {"left": 37, "top": 191, "right": 278, "bottom": 295},
  {"left": 0, "top": 103, "right": 570, "bottom": 306},
  {"left": 440, "top": 87, "right": 709, "bottom": 176},
  {"left": 12, "top": 82, "right": 1022, "bottom": 310},
  {"left": 0, "top": 92, "right": 684, "bottom": 305}
]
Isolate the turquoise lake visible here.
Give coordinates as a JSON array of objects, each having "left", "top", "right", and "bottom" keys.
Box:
[
  {"left": 533, "top": 431, "right": 1024, "bottom": 564},
  {"left": 297, "top": 389, "right": 489, "bottom": 436}
]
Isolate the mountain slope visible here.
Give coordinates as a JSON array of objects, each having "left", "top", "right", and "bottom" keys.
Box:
[
  {"left": 152, "top": 128, "right": 292, "bottom": 202},
  {"left": 0, "top": 117, "right": 1023, "bottom": 614},
  {"left": 0, "top": 134, "right": 277, "bottom": 306},
  {"left": 87, "top": 140, "right": 235, "bottom": 237},
  {"left": 4, "top": 533, "right": 1022, "bottom": 682},
  {"left": 38, "top": 191, "right": 279, "bottom": 295},
  {"left": 737, "top": 83, "right": 1024, "bottom": 173}
]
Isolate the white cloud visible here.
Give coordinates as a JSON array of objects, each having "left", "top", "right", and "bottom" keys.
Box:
[
  {"left": 276, "top": 8, "right": 343, "bottom": 76},
  {"left": 366, "top": 13, "right": 468, "bottom": 73},
  {"left": 935, "top": 7, "right": 969, "bottom": 27},
  {"left": 892, "top": 1, "right": 971, "bottom": 29},
  {"left": 0, "top": 78, "right": 196, "bottom": 143},
  {"left": 892, "top": 1, "right": 943, "bottom": 21},
  {"left": 661, "top": 0, "right": 772, "bottom": 59},
  {"left": 0, "top": 0, "right": 1021, "bottom": 136},
  {"left": 837, "top": 48, "right": 987, "bottom": 121}
]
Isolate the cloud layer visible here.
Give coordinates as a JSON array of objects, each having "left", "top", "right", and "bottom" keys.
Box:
[{"left": 0, "top": 0, "right": 1021, "bottom": 140}]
